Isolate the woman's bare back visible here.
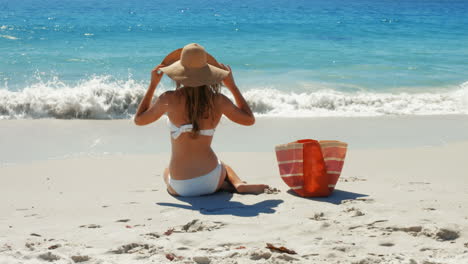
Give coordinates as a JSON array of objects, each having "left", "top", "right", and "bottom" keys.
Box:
[{"left": 166, "top": 90, "right": 223, "bottom": 180}]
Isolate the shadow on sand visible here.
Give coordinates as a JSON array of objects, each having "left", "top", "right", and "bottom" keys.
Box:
[
  {"left": 287, "top": 189, "right": 368, "bottom": 205},
  {"left": 156, "top": 191, "right": 284, "bottom": 217}
]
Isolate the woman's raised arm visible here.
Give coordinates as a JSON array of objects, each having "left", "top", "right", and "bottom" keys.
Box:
[
  {"left": 219, "top": 64, "right": 255, "bottom": 126},
  {"left": 134, "top": 64, "right": 170, "bottom": 126}
]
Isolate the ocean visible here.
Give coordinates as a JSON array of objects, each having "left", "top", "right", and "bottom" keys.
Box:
[{"left": 1, "top": 0, "right": 468, "bottom": 119}]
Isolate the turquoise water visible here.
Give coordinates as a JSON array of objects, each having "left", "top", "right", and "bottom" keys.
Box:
[{"left": 1, "top": 0, "right": 468, "bottom": 118}]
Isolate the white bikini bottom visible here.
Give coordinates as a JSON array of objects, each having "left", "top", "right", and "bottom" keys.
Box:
[{"left": 168, "top": 160, "right": 223, "bottom": 197}]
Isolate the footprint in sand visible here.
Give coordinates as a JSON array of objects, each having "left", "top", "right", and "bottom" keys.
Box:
[
  {"left": 434, "top": 228, "right": 460, "bottom": 241},
  {"left": 71, "top": 255, "right": 90, "bottom": 263},
  {"left": 193, "top": 256, "right": 212, "bottom": 264},
  {"left": 344, "top": 207, "right": 365, "bottom": 217},
  {"left": 38, "top": 252, "right": 60, "bottom": 261},
  {"left": 143, "top": 220, "right": 225, "bottom": 239},
  {"left": 348, "top": 220, "right": 388, "bottom": 231},
  {"left": 250, "top": 250, "right": 272, "bottom": 260},
  {"left": 385, "top": 225, "right": 460, "bottom": 241},
  {"left": 352, "top": 256, "right": 383, "bottom": 264},
  {"left": 385, "top": 226, "right": 422, "bottom": 236},
  {"left": 341, "top": 197, "right": 374, "bottom": 205},
  {"left": 109, "top": 243, "right": 153, "bottom": 254},
  {"left": 181, "top": 219, "right": 226, "bottom": 232}
]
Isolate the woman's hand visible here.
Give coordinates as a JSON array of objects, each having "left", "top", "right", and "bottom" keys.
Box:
[
  {"left": 150, "top": 64, "right": 165, "bottom": 85},
  {"left": 218, "top": 63, "right": 255, "bottom": 126},
  {"left": 220, "top": 63, "right": 237, "bottom": 91}
]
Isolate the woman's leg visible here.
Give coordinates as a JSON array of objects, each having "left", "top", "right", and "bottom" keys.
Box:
[
  {"left": 215, "top": 165, "right": 236, "bottom": 192},
  {"left": 222, "top": 163, "right": 269, "bottom": 194}
]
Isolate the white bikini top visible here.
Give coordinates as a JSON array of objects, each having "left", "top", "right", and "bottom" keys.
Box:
[{"left": 168, "top": 119, "right": 215, "bottom": 139}]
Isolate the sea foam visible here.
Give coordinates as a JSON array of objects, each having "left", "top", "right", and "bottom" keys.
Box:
[
  {"left": 245, "top": 82, "right": 468, "bottom": 117},
  {"left": 0, "top": 76, "right": 148, "bottom": 119},
  {"left": 1, "top": 76, "right": 467, "bottom": 119}
]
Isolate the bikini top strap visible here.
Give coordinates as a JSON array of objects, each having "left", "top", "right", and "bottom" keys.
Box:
[
  {"left": 168, "top": 120, "right": 192, "bottom": 139},
  {"left": 168, "top": 119, "right": 215, "bottom": 139}
]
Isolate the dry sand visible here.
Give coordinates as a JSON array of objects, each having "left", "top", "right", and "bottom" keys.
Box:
[{"left": 1, "top": 117, "right": 468, "bottom": 263}]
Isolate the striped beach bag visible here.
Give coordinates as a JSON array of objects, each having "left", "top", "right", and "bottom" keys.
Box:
[{"left": 275, "top": 139, "right": 348, "bottom": 197}]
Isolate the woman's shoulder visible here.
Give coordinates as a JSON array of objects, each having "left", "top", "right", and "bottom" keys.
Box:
[
  {"left": 214, "top": 93, "right": 236, "bottom": 110},
  {"left": 158, "top": 90, "right": 178, "bottom": 103},
  {"left": 214, "top": 93, "right": 231, "bottom": 104}
]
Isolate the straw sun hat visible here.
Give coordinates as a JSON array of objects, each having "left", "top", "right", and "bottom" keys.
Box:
[{"left": 159, "top": 43, "right": 229, "bottom": 87}]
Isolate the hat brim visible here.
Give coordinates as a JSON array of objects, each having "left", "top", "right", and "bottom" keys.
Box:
[
  {"left": 160, "top": 61, "right": 229, "bottom": 87},
  {"left": 159, "top": 48, "right": 229, "bottom": 87},
  {"left": 161, "top": 48, "right": 224, "bottom": 69}
]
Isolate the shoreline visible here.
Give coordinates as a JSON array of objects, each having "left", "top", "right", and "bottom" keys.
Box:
[{"left": 1, "top": 115, "right": 468, "bottom": 165}]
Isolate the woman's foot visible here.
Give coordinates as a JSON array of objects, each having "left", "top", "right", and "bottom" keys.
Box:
[{"left": 235, "top": 184, "right": 269, "bottom": 194}]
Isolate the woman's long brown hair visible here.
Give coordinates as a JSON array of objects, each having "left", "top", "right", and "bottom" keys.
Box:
[{"left": 176, "top": 82, "right": 221, "bottom": 137}]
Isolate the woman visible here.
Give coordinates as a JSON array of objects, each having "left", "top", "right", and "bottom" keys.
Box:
[{"left": 134, "top": 43, "right": 269, "bottom": 196}]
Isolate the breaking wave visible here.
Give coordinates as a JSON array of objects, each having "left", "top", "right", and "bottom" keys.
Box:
[
  {"left": 245, "top": 82, "right": 468, "bottom": 117},
  {"left": 1, "top": 76, "right": 467, "bottom": 119}
]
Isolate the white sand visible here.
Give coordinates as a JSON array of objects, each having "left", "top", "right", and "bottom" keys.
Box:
[{"left": 1, "top": 117, "right": 468, "bottom": 263}]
